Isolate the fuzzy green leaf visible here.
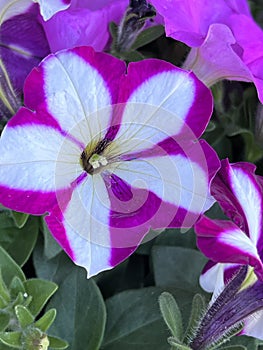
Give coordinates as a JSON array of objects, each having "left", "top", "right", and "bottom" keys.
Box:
[
  {"left": 183, "top": 294, "right": 206, "bottom": 342},
  {"left": 9, "top": 277, "right": 25, "bottom": 299},
  {"left": 159, "top": 292, "right": 183, "bottom": 340},
  {"left": 168, "top": 337, "right": 192, "bottom": 350},
  {"left": 35, "top": 309, "right": 56, "bottom": 332},
  {"left": 15, "top": 306, "right": 34, "bottom": 328},
  {"left": 24, "top": 279, "right": 58, "bottom": 317},
  {"left": 0, "top": 331, "right": 22, "bottom": 348},
  {"left": 48, "top": 335, "right": 68, "bottom": 349}
]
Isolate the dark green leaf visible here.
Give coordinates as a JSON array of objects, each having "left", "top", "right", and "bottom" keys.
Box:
[
  {"left": 11, "top": 212, "right": 29, "bottom": 229},
  {"left": 121, "top": 50, "right": 145, "bottom": 62},
  {"left": 14, "top": 305, "right": 34, "bottom": 328},
  {"left": 131, "top": 25, "right": 165, "bottom": 50},
  {"left": 0, "top": 313, "right": 10, "bottom": 332},
  {"left": 152, "top": 246, "right": 207, "bottom": 292},
  {"left": 0, "top": 212, "right": 38, "bottom": 266},
  {"left": 24, "top": 279, "right": 58, "bottom": 317},
  {"left": 0, "top": 246, "right": 25, "bottom": 285},
  {"left": 48, "top": 269, "right": 106, "bottom": 350},
  {"left": 154, "top": 228, "right": 197, "bottom": 249},
  {"left": 220, "top": 346, "right": 246, "bottom": 350},
  {"left": 0, "top": 270, "right": 10, "bottom": 303},
  {"left": 158, "top": 292, "right": 183, "bottom": 340},
  {"left": 41, "top": 221, "right": 62, "bottom": 260},
  {"left": 102, "top": 287, "right": 195, "bottom": 350}
]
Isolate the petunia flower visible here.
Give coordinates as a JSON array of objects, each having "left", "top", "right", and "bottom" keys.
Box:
[
  {"left": 0, "top": 46, "right": 219, "bottom": 277},
  {"left": 149, "top": 0, "right": 263, "bottom": 103},
  {"left": 0, "top": 0, "right": 50, "bottom": 120},
  {"left": 41, "top": 0, "right": 129, "bottom": 52},
  {"left": 195, "top": 159, "right": 263, "bottom": 340}
]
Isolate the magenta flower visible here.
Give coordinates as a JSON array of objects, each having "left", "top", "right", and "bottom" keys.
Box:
[
  {"left": 41, "top": 0, "right": 128, "bottom": 52},
  {"left": 149, "top": 0, "right": 263, "bottom": 103},
  {"left": 195, "top": 159, "right": 263, "bottom": 340},
  {"left": 0, "top": 0, "right": 49, "bottom": 119},
  {"left": 0, "top": 46, "right": 219, "bottom": 277}
]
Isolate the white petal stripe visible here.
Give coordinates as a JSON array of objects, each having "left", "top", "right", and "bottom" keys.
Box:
[
  {"left": 111, "top": 154, "right": 213, "bottom": 215},
  {"left": 60, "top": 175, "right": 112, "bottom": 277},
  {"left": 230, "top": 167, "right": 262, "bottom": 245},
  {"left": 0, "top": 125, "right": 81, "bottom": 191},
  {"left": 115, "top": 70, "right": 195, "bottom": 152},
  {"left": 43, "top": 51, "right": 112, "bottom": 144}
]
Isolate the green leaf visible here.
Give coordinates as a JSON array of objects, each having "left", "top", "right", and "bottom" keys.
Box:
[
  {"left": 24, "top": 279, "right": 58, "bottom": 317},
  {"left": 48, "top": 336, "right": 68, "bottom": 349},
  {"left": 41, "top": 220, "right": 62, "bottom": 260},
  {"left": 154, "top": 228, "right": 197, "bottom": 249},
  {"left": 168, "top": 337, "right": 192, "bottom": 350},
  {"left": 220, "top": 346, "right": 246, "bottom": 350},
  {"left": 0, "top": 313, "right": 10, "bottom": 332},
  {"left": 131, "top": 25, "right": 165, "bottom": 50},
  {"left": 102, "top": 287, "right": 195, "bottom": 350},
  {"left": 11, "top": 212, "right": 29, "bottom": 229},
  {"left": 0, "top": 212, "right": 39, "bottom": 266},
  {"left": 120, "top": 50, "right": 145, "bottom": 62},
  {"left": 183, "top": 294, "right": 206, "bottom": 342},
  {"left": 14, "top": 306, "right": 34, "bottom": 328},
  {"left": 152, "top": 246, "right": 207, "bottom": 292},
  {"left": 9, "top": 277, "right": 25, "bottom": 299},
  {"left": 48, "top": 269, "right": 106, "bottom": 350},
  {"left": 0, "top": 270, "right": 10, "bottom": 303},
  {"left": 35, "top": 309, "right": 56, "bottom": 332},
  {"left": 0, "top": 246, "right": 25, "bottom": 286},
  {"left": 0, "top": 331, "right": 22, "bottom": 348},
  {"left": 158, "top": 292, "right": 183, "bottom": 340}
]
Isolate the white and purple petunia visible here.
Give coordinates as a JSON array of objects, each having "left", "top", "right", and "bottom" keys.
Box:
[
  {"left": 0, "top": 46, "right": 219, "bottom": 277},
  {"left": 195, "top": 159, "right": 263, "bottom": 340}
]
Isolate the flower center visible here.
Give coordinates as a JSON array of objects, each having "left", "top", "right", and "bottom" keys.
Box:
[{"left": 80, "top": 138, "right": 111, "bottom": 174}]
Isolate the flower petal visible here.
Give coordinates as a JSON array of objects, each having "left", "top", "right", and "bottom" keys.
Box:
[
  {"left": 183, "top": 24, "right": 253, "bottom": 87},
  {"left": 115, "top": 60, "right": 212, "bottom": 143},
  {"left": 212, "top": 159, "right": 263, "bottom": 248},
  {"left": 0, "top": 108, "right": 82, "bottom": 214},
  {"left": 46, "top": 173, "right": 142, "bottom": 277},
  {"left": 241, "top": 310, "right": 263, "bottom": 340},
  {"left": 24, "top": 47, "right": 126, "bottom": 142},
  {"left": 110, "top": 140, "right": 217, "bottom": 228},
  {"left": 36, "top": 0, "right": 71, "bottom": 21},
  {"left": 149, "top": 0, "right": 251, "bottom": 46},
  {"left": 0, "top": 0, "right": 32, "bottom": 23},
  {"left": 195, "top": 216, "right": 263, "bottom": 279}
]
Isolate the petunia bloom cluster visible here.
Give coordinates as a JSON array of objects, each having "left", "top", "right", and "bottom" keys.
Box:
[{"left": 0, "top": 46, "right": 219, "bottom": 276}]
